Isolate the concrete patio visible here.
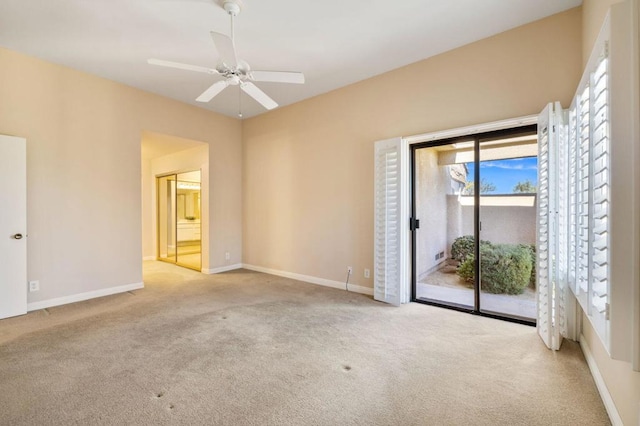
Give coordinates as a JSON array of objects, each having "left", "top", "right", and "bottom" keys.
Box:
[{"left": 417, "top": 269, "right": 536, "bottom": 320}]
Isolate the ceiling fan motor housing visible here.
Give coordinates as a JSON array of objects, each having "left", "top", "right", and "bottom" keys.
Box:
[{"left": 223, "top": 1, "right": 241, "bottom": 16}]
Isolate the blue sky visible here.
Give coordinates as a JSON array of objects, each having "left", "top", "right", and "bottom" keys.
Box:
[{"left": 466, "top": 156, "right": 538, "bottom": 194}]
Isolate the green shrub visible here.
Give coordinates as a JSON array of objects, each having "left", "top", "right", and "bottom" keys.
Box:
[
  {"left": 457, "top": 255, "right": 475, "bottom": 283},
  {"left": 457, "top": 243, "right": 533, "bottom": 295},
  {"left": 451, "top": 235, "right": 491, "bottom": 262},
  {"left": 518, "top": 243, "right": 536, "bottom": 288}
]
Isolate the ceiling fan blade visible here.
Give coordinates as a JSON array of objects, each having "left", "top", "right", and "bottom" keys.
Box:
[
  {"left": 210, "top": 31, "right": 238, "bottom": 68},
  {"left": 148, "top": 59, "right": 217, "bottom": 74},
  {"left": 196, "top": 80, "right": 229, "bottom": 102},
  {"left": 241, "top": 82, "right": 278, "bottom": 110},
  {"left": 250, "top": 71, "right": 305, "bottom": 84}
]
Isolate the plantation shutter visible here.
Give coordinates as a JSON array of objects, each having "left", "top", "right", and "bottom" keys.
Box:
[
  {"left": 588, "top": 50, "right": 610, "bottom": 336},
  {"left": 567, "top": 103, "right": 579, "bottom": 298},
  {"left": 566, "top": 101, "right": 581, "bottom": 342},
  {"left": 374, "top": 138, "right": 405, "bottom": 305},
  {"left": 537, "top": 6, "right": 633, "bottom": 358},
  {"left": 576, "top": 85, "right": 591, "bottom": 306},
  {"left": 536, "top": 103, "right": 567, "bottom": 350},
  {"left": 537, "top": 103, "right": 555, "bottom": 349},
  {"left": 554, "top": 102, "right": 569, "bottom": 344}
]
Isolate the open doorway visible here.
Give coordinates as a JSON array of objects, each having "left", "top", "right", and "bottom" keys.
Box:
[
  {"left": 141, "top": 132, "right": 209, "bottom": 273},
  {"left": 411, "top": 126, "right": 538, "bottom": 324}
]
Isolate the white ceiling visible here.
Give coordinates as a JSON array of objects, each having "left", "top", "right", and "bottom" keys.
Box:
[{"left": 0, "top": 0, "right": 581, "bottom": 119}]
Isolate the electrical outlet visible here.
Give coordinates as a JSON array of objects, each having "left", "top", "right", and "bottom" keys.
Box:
[
  {"left": 364, "top": 269, "right": 370, "bottom": 278},
  {"left": 225, "top": 252, "right": 230, "bottom": 260},
  {"left": 29, "top": 280, "right": 39, "bottom": 292},
  {"left": 347, "top": 266, "right": 353, "bottom": 274}
]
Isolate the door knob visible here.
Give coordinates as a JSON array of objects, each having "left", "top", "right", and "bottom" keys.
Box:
[{"left": 12, "top": 233, "right": 23, "bottom": 240}]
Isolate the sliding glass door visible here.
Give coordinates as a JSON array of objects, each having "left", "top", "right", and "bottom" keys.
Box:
[
  {"left": 156, "top": 171, "right": 202, "bottom": 271},
  {"left": 411, "top": 126, "right": 537, "bottom": 324}
]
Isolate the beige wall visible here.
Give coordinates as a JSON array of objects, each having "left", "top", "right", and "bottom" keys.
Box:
[
  {"left": 582, "top": 313, "right": 640, "bottom": 425},
  {"left": 582, "top": 0, "right": 625, "bottom": 65},
  {"left": 0, "top": 47, "right": 242, "bottom": 304},
  {"left": 579, "top": 1, "right": 640, "bottom": 425},
  {"left": 242, "top": 8, "right": 582, "bottom": 287}
]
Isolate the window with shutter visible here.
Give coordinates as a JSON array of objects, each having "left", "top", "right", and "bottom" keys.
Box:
[
  {"left": 559, "top": 4, "right": 637, "bottom": 362},
  {"left": 562, "top": 47, "right": 612, "bottom": 341}
]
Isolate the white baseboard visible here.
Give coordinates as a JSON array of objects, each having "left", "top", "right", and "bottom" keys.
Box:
[
  {"left": 24, "top": 265, "right": 372, "bottom": 312},
  {"left": 242, "top": 264, "right": 374, "bottom": 296},
  {"left": 579, "top": 334, "right": 623, "bottom": 426},
  {"left": 143, "top": 256, "right": 156, "bottom": 261},
  {"left": 203, "top": 263, "right": 243, "bottom": 274},
  {"left": 27, "top": 282, "right": 145, "bottom": 312}
]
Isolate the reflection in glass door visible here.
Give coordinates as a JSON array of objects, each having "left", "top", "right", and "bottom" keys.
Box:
[
  {"left": 411, "top": 126, "right": 538, "bottom": 324},
  {"left": 157, "top": 170, "right": 202, "bottom": 271},
  {"left": 157, "top": 175, "right": 177, "bottom": 262}
]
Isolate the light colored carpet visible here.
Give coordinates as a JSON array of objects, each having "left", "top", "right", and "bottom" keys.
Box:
[{"left": 0, "top": 261, "right": 609, "bottom": 425}]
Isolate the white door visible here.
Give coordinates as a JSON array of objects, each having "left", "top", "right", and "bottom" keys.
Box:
[{"left": 0, "top": 135, "right": 27, "bottom": 319}]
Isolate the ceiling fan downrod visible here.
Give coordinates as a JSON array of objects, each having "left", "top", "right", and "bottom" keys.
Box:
[{"left": 223, "top": 1, "right": 240, "bottom": 42}]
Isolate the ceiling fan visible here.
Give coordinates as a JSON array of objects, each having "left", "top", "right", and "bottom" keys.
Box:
[{"left": 148, "top": 0, "right": 304, "bottom": 115}]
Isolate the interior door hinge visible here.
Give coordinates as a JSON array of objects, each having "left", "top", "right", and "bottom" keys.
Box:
[
  {"left": 605, "top": 303, "right": 610, "bottom": 321},
  {"left": 409, "top": 217, "right": 420, "bottom": 231}
]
